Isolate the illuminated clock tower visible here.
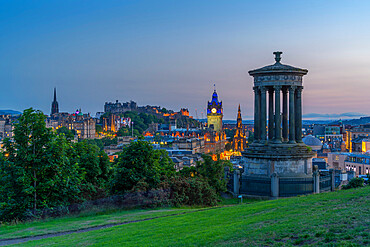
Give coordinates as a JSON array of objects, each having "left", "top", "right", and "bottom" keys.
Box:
[{"left": 207, "top": 89, "right": 223, "bottom": 132}]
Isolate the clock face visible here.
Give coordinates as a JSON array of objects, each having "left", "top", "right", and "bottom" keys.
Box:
[{"left": 211, "top": 108, "right": 217, "bottom": 113}]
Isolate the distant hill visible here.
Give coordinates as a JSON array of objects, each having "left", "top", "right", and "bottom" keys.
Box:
[
  {"left": 330, "top": 116, "right": 370, "bottom": 126},
  {"left": 0, "top": 110, "right": 22, "bottom": 116}
]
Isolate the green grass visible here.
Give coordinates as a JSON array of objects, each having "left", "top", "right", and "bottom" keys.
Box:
[
  {"left": 0, "top": 207, "right": 197, "bottom": 240},
  {"left": 10, "top": 186, "right": 369, "bottom": 246}
]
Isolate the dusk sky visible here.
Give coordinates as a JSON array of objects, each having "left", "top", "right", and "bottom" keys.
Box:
[{"left": 1, "top": 1, "right": 370, "bottom": 119}]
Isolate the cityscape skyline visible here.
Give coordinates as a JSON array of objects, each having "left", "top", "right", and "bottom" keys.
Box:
[{"left": 2, "top": 1, "right": 370, "bottom": 119}]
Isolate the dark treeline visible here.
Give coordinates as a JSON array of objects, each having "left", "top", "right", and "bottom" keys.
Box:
[{"left": 0, "top": 109, "right": 232, "bottom": 223}]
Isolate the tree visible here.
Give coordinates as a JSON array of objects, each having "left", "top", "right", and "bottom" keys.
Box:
[
  {"left": 110, "top": 140, "right": 175, "bottom": 193},
  {"left": 194, "top": 154, "right": 233, "bottom": 194},
  {"left": 56, "top": 126, "right": 75, "bottom": 140},
  {"left": 71, "top": 141, "right": 112, "bottom": 199},
  {"left": 0, "top": 109, "right": 81, "bottom": 221}
]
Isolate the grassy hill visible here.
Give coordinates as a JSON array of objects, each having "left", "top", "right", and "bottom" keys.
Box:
[{"left": 3, "top": 187, "right": 370, "bottom": 246}]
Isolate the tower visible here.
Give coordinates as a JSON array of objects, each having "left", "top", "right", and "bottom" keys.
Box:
[
  {"left": 233, "top": 104, "right": 247, "bottom": 152},
  {"left": 207, "top": 88, "right": 223, "bottom": 132},
  {"left": 51, "top": 87, "right": 59, "bottom": 115}
]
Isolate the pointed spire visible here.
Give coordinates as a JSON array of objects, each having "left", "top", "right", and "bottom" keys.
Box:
[
  {"left": 237, "top": 104, "right": 242, "bottom": 119},
  {"left": 53, "top": 87, "right": 57, "bottom": 102}
]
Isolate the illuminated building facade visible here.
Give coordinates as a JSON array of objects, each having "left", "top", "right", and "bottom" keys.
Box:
[
  {"left": 207, "top": 89, "right": 223, "bottom": 133},
  {"left": 204, "top": 88, "right": 227, "bottom": 155},
  {"left": 345, "top": 124, "right": 370, "bottom": 152},
  {"left": 49, "top": 111, "right": 96, "bottom": 139},
  {"left": 233, "top": 105, "right": 247, "bottom": 152}
]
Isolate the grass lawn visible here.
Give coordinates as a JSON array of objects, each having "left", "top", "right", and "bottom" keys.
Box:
[
  {"left": 0, "top": 207, "right": 198, "bottom": 240},
  {"left": 13, "top": 186, "right": 370, "bottom": 246}
]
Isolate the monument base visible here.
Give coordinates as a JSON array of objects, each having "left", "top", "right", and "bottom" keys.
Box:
[{"left": 239, "top": 143, "right": 315, "bottom": 198}]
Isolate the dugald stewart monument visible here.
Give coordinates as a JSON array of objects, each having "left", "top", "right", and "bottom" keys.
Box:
[{"left": 241, "top": 52, "right": 315, "bottom": 198}]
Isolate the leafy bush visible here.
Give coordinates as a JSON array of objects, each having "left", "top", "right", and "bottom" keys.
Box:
[
  {"left": 342, "top": 177, "right": 364, "bottom": 189},
  {"left": 161, "top": 176, "right": 218, "bottom": 207}
]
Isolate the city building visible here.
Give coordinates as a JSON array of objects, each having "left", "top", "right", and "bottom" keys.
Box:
[
  {"left": 207, "top": 88, "right": 223, "bottom": 133},
  {"left": 232, "top": 105, "right": 247, "bottom": 152},
  {"left": 49, "top": 110, "right": 96, "bottom": 139},
  {"left": 204, "top": 88, "right": 227, "bottom": 155},
  {"left": 0, "top": 115, "right": 15, "bottom": 139},
  {"left": 345, "top": 124, "right": 370, "bottom": 152}
]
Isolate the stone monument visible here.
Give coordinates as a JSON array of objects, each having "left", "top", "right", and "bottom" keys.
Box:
[{"left": 242, "top": 52, "right": 315, "bottom": 197}]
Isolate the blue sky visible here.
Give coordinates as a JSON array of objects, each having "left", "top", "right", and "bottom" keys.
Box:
[{"left": 1, "top": 0, "right": 370, "bottom": 119}]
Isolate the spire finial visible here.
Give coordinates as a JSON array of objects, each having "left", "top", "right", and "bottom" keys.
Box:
[
  {"left": 213, "top": 83, "right": 216, "bottom": 92},
  {"left": 53, "top": 87, "right": 57, "bottom": 101},
  {"left": 273, "top": 51, "right": 283, "bottom": 63}
]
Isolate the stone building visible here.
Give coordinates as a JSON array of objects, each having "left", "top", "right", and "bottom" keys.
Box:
[
  {"left": 207, "top": 89, "right": 223, "bottom": 133},
  {"left": 104, "top": 100, "right": 137, "bottom": 114},
  {"left": 232, "top": 105, "right": 247, "bottom": 152},
  {"left": 242, "top": 52, "right": 315, "bottom": 198},
  {"left": 50, "top": 111, "right": 96, "bottom": 139},
  {"left": 346, "top": 124, "right": 370, "bottom": 152},
  {"left": 0, "top": 115, "right": 14, "bottom": 139},
  {"left": 205, "top": 89, "right": 227, "bottom": 154}
]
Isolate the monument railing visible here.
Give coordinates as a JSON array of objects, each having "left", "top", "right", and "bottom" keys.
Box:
[
  {"left": 240, "top": 175, "right": 271, "bottom": 196},
  {"left": 279, "top": 177, "right": 314, "bottom": 197}
]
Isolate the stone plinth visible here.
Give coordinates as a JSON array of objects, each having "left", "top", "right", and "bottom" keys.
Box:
[{"left": 242, "top": 143, "right": 314, "bottom": 178}]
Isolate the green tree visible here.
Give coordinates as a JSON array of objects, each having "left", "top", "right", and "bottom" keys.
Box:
[
  {"left": 194, "top": 154, "right": 233, "bottom": 194},
  {"left": 110, "top": 140, "right": 175, "bottom": 193},
  {"left": 0, "top": 109, "right": 81, "bottom": 221},
  {"left": 71, "top": 141, "right": 112, "bottom": 199},
  {"left": 56, "top": 126, "right": 75, "bottom": 140}
]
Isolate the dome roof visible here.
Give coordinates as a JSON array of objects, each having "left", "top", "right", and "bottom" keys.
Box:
[
  {"left": 249, "top": 51, "right": 308, "bottom": 76},
  {"left": 303, "top": 135, "right": 323, "bottom": 151}
]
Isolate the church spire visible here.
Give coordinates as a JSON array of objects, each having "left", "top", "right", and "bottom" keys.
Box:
[
  {"left": 237, "top": 104, "right": 241, "bottom": 119},
  {"left": 51, "top": 87, "right": 59, "bottom": 115}
]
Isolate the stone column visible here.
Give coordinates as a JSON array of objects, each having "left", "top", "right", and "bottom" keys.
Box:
[
  {"left": 253, "top": 86, "right": 260, "bottom": 143},
  {"left": 288, "top": 86, "right": 296, "bottom": 144},
  {"left": 313, "top": 167, "right": 320, "bottom": 194},
  {"left": 260, "top": 86, "right": 267, "bottom": 143},
  {"left": 295, "top": 86, "right": 303, "bottom": 143},
  {"left": 234, "top": 170, "right": 240, "bottom": 195},
  {"left": 271, "top": 173, "right": 279, "bottom": 198},
  {"left": 274, "top": 86, "right": 282, "bottom": 143},
  {"left": 268, "top": 87, "right": 274, "bottom": 141},
  {"left": 282, "top": 87, "right": 288, "bottom": 142}
]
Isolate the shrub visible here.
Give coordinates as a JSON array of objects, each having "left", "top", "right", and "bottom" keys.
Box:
[
  {"left": 342, "top": 177, "right": 364, "bottom": 190},
  {"left": 161, "top": 176, "right": 219, "bottom": 207}
]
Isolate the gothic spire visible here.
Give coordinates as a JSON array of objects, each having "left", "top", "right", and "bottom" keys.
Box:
[
  {"left": 53, "top": 87, "right": 57, "bottom": 102},
  {"left": 237, "top": 104, "right": 242, "bottom": 119}
]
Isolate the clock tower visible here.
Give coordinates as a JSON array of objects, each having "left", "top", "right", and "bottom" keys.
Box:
[{"left": 207, "top": 89, "right": 223, "bottom": 132}]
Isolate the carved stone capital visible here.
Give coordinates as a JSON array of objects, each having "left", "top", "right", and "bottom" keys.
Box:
[
  {"left": 260, "top": 86, "right": 267, "bottom": 93},
  {"left": 289, "top": 86, "right": 297, "bottom": 93},
  {"left": 274, "top": 85, "right": 282, "bottom": 92}
]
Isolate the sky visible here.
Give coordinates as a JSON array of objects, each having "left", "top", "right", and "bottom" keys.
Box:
[{"left": 1, "top": 0, "right": 370, "bottom": 120}]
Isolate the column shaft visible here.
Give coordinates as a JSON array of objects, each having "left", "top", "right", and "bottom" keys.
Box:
[
  {"left": 295, "top": 86, "right": 303, "bottom": 143},
  {"left": 253, "top": 87, "right": 260, "bottom": 143},
  {"left": 288, "top": 86, "right": 296, "bottom": 144},
  {"left": 260, "top": 87, "right": 267, "bottom": 143},
  {"left": 274, "top": 86, "right": 282, "bottom": 143},
  {"left": 268, "top": 88, "right": 274, "bottom": 141},
  {"left": 282, "top": 87, "right": 288, "bottom": 141}
]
